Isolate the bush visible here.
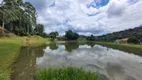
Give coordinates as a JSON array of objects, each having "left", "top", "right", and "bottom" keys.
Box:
[
  {"left": 128, "top": 37, "right": 139, "bottom": 44},
  {"left": 35, "top": 67, "right": 99, "bottom": 80}
]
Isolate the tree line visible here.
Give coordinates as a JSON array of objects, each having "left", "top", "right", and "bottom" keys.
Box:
[
  {"left": 0, "top": 0, "right": 45, "bottom": 36},
  {"left": 48, "top": 26, "right": 142, "bottom": 44},
  {"left": 61, "top": 27, "right": 142, "bottom": 44},
  {"left": 85, "top": 26, "right": 142, "bottom": 44},
  {"left": 47, "top": 30, "right": 79, "bottom": 41}
]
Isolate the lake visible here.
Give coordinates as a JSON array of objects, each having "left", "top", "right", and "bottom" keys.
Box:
[{"left": 11, "top": 42, "right": 142, "bottom": 80}]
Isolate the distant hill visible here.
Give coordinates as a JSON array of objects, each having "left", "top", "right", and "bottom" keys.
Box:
[{"left": 97, "top": 26, "right": 142, "bottom": 42}]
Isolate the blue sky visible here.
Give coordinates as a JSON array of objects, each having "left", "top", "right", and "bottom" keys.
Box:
[{"left": 1, "top": 0, "right": 141, "bottom": 35}]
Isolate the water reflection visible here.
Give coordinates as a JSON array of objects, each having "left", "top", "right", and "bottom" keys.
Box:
[
  {"left": 11, "top": 45, "right": 46, "bottom": 80},
  {"left": 11, "top": 42, "right": 142, "bottom": 80},
  {"left": 37, "top": 42, "right": 142, "bottom": 80},
  {"left": 49, "top": 43, "right": 58, "bottom": 50},
  {"left": 105, "top": 62, "right": 125, "bottom": 80},
  {"left": 65, "top": 42, "right": 79, "bottom": 52},
  {"left": 86, "top": 42, "right": 95, "bottom": 48}
]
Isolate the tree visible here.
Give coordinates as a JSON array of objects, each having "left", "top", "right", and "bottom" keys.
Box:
[
  {"left": 55, "top": 31, "right": 59, "bottom": 36},
  {"left": 65, "top": 30, "right": 79, "bottom": 40},
  {"left": 34, "top": 24, "right": 44, "bottom": 35},
  {"left": 24, "top": 2, "right": 37, "bottom": 34},
  {"left": 0, "top": 0, "right": 43, "bottom": 37},
  {"left": 0, "top": 0, "right": 19, "bottom": 29},
  {"left": 49, "top": 32, "right": 59, "bottom": 41},
  {"left": 86, "top": 35, "right": 96, "bottom": 41}
]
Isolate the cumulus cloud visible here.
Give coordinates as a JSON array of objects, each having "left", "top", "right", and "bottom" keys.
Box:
[
  {"left": 0, "top": 0, "right": 3, "bottom": 4},
  {"left": 23, "top": 0, "right": 55, "bottom": 10},
  {"left": 107, "top": 0, "right": 126, "bottom": 17},
  {"left": 24, "top": 0, "right": 142, "bottom": 35}
]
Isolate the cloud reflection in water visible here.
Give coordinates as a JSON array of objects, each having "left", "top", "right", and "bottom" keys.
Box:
[{"left": 36, "top": 44, "right": 142, "bottom": 80}]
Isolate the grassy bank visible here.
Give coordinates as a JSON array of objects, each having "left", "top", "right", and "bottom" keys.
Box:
[
  {"left": 95, "top": 42, "right": 142, "bottom": 56},
  {"left": 0, "top": 36, "right": 48, "bottom": 80},
  {"left": 35, "top": 67, "right": 99, "bottom": 80},
  {"left": 96, "top": 42, "right": 142, "bottom": 48}
]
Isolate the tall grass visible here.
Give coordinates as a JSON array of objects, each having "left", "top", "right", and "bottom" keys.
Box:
[{"left": 35, "top": 67, "right": 99, "bottom": 80}]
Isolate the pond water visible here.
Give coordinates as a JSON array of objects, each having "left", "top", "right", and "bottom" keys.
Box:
[{"left": 11, "top": 42, "right": 142, "bottom": 80}]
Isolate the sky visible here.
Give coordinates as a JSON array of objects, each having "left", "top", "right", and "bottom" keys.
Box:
[{"left": 1, "top": 0, "right": 142, "bottom": 36}]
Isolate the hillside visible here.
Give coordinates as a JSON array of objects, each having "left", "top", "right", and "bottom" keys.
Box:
[
  {"left": 97, "top": 26, "right": 142, "bottom": 42},
  {"left": 0, "top": 28, "right": 15, "bottom": 37}
]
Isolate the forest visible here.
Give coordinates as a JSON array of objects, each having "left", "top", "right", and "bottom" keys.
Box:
[{"left": 0, "top": 0, "right": 45, "bottom": 37}]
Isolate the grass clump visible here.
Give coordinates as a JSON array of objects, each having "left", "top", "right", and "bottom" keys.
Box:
[{"left": 35, "top": 67, "right": 98, "bottom": 80}]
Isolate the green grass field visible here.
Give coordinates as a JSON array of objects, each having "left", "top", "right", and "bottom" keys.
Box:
[
  {"left": 0, "top": 36, "right": 48, "bottom": 80},
  {"left": 35, "top": 67, "right": 98, "bottom": 80}
]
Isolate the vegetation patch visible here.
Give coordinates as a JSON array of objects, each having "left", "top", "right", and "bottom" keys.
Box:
[
  {"left": 22, "top": 36, "right": 49, "bottom": 47},
  {"left": 35, "top": 67, "right": 99, "bottom": 80},
  {"left": 0, "top": 28, "right": 15, "bottom": 37}
]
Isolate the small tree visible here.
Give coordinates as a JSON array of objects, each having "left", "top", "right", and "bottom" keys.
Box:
[{"left": 49, "top": 32, "right": 59, "bottom": 41}]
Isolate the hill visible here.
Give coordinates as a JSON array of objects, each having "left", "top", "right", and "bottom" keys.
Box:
[{"left": 97, "top": 26, "right": 142, "bottom": 42}]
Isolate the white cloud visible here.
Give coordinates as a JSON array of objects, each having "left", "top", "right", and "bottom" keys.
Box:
[
  {"left": 25, "top": 0, "right": 142, "bottom": 35},
  {"left": 107, "top": 0, "right": 126, "bottom": 17},
  {"left": 0, "top": 0, "right": 3, "bottom": 4}
]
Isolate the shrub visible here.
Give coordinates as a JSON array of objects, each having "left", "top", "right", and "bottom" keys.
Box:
[{"left": 128, "top": 37, "right": 139, "bottom": 44}]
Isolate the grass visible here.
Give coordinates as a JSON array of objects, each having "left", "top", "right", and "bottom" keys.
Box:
[
  {"left": 22, "top": 36, "right": 49, "bottom": 47},
  {"left": 35, "top": 67, "right": 99, "bottom": 80},
  {"left": 95, "top": 42, "right": 142, "bottom": 56},
  {"left": 0, "top": 36, "right": 48, "bottom": 80},
  {"left": 96, "top": 42, "right": 142, "bottom": 48}
]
